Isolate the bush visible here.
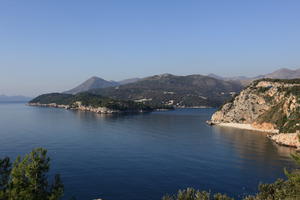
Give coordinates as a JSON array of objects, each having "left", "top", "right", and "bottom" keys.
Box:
[{"left": 162, "top": 188, "right": 233, "bottom": 200}]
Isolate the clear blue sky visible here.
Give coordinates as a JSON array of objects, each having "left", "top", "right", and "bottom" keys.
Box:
[{"left": 1, "top": 0, "right": 300, "bottom": 96}]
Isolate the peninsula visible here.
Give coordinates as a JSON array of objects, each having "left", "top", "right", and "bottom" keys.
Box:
[
  {"left": 28, "top": 93, "right": 172, "bottom": 114},
  {"left": 208, "top": 78, "right": 300, "bottom": 149}
]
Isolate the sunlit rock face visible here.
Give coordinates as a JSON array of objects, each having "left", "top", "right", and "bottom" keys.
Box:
[{"left": 211, "top": 79, "right": 300, "bottom": 133}]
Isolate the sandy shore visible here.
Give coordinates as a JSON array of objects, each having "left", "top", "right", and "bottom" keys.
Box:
[{"left": 215, "top": 122, "right": 279, "bottom": 134}]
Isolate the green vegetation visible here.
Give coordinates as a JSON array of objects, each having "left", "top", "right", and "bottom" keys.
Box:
[
  {"left": 73, "top": 93, "right": 154, "bottom": 111},
  {"left": 256, "top": 102, "right": 287, "bottom": 129},
  {"left": 252, "top": 78, "right": 300, "bottom": 85},
  {"left": 256, "top": 86, "right": 271, "bottom": 94},
  {"left": 162, "top": 188, "right": 233, "bottom": 200},
  {"left": 29, "top": 92, "right": 170, "bottom": 112},
  {"left": 246, "top": 79, "right": 300, "bottom": 133},
  {"left": 284, "top": 86, "right": 300, "bottom": 99},
  {"left": 90, "top": 74, "right": 243, "bottom": 108},
  {"left": 256, "top": 101, "right": 300, "bottom": 133},
  {"left": 162, "top": 151, "right": 300, "bottom": 200},
  {"left": 30, "top": 93, "right": 74, "bottom": 105},
  {"left": 0, "top": 148, "right": 64, "bottom": 200},
  {"left": 280, "top": 108, "right": 300, "bottom": 133}
]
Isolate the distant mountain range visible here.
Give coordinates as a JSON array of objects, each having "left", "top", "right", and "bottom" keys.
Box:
[
  {"left": 208, "top": 68, "right": 300, "bottom": 85},
  {"left": 66, "top": 68, "right": 300, "bottom": 95},
  {"left": 0, "top": 95, "right": 31, "bottom": 102},
  {"left": 39, "top": 67, "right": 300, "bottom": 108}
]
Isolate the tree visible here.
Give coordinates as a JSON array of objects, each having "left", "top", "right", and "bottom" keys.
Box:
[
  {"left": 0, "top": 148, "right": 64, "bottom": 200},
  {"left": 162, "top": 188, "right": 233, "bottom": 200},
  {"left": 0, "top": 157, "right": 11, "bottom": 199}
]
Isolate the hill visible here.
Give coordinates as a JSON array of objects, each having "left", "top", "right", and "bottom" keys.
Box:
[
  {"left": 118, "top": 78, "right": 141, "bottom": 85},
  {"left": 89, "top": 74, "right": 243, "bottom": 108},
  {"left": 208, "top": 67, "right": 300, "bottom": 86},
  {"left": 64, "top": 77, "right": 141, "bottom": 94},
  {"left": 263, "top": 68, "right": 300, "bottom": 79},
  {"left": 64, "top": 76, "right": 119, "bottom": 94},
  {"left": 209, "top": 78, "right": 300, "bottom": 148},
  {"left": 28, "top": 93, "right": 166, "bottom": 113}
]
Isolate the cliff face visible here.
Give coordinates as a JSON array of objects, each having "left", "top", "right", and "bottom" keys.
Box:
[{"left": 211, "top": 79, "right": 300, "bottom": 133}]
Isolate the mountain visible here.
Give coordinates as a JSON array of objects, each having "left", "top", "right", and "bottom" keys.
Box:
[
  {"left": 64, "top": 77, "right": 141, "bottom": 94},
  {"left": 118, "top": 78, "right": 140, "bottom": 85},
  {"left": 262, "top": 68, "right": 300, "bottom": 79},
  {"left": 207, "top": 73, "right": 250, "bottom": 81},
  {"left": 210, "top": 78, "right": 300, "bottom": 133},
  {"left": 0, "top": 95, "right": 31, "bottom": 102},
  {"left": 208, "top": 68, "right": 300, "bottom": 84},
  {"left": 209, "top": 78, "right": 300, "bottom": 148},
  {"left": 66, "top": 68, "right": 300, "bottom": 95},
  {"left": 89, "top": 74, "right": 243, "bottom": 107},
  {"left": 64, "top": 76, "right": 119, "bottom": 94}
]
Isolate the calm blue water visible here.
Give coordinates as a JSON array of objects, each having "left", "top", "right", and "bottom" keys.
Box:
[{"left": 0, "top": 103, "right": 296, "bottom": 200}]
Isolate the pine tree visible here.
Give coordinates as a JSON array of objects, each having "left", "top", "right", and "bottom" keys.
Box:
[
  {"left": 0, "top": 157, "right": 11, "bottom": 199},
  {"left": 0, "top": 148, "right": 64, "bottom": 200}
]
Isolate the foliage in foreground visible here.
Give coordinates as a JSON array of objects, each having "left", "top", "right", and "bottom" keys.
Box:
[
  {"left": 162, "top": 153, "right": 300, "bottom": 200},
  {"left": 0, "top": 148, "right": 64, "bottom": 200},
  {"left": 162, "top": 188, "right": 233, "bottom": 200}
]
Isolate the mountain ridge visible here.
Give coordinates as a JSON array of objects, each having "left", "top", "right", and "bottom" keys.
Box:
[
  {"left": 64, "top": 76, "right": 141, "bottom": 94},
  {"left": 208, "top": 67, "right": 300, "bottom": 84},
  {"left": 89, "top": 74, "right": 243, "bottom": 107}
]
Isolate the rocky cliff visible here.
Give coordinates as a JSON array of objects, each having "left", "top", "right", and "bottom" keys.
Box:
[{"left": 211, "top": 79, "right": 300, "bottom": 134}]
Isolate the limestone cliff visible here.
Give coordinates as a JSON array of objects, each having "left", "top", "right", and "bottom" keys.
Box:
[{"left": 211, "top": 79, "right": 300, "bottom": 133}]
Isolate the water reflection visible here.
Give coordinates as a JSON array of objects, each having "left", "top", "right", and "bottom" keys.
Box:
[
  {"left": 212, "top": 126, "right": 296, "bottom": 169},
  {"left": 0, "top": 104, "right": 297, "bottom": 200}
]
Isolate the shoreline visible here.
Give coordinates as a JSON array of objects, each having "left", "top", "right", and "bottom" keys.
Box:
[
  {"left": 269, "top": 133, "right": 300, "bottom": 150},
  {"left": 207, "top": 121, "right": 300, "bottom": 149},
  {"left": 27, "top": 103, "right": 152, "bottom": 114},
  {"left": 208, "top": 122, "right": 279, "bottom": 133}
]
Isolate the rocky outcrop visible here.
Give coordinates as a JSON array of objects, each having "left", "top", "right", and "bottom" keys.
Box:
[
  {"left": 209, "top": 79, "right": 300, "bottom": 148},
  {"left": 270, "top": 133, "right": 300, "bottom": 149}
]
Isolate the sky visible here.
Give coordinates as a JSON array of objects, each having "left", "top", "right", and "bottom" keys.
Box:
[{"left": 1, "top": 0, "right": 300, "bottom": 96}]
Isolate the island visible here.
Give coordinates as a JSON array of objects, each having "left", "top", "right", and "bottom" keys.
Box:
[{"left": 28, "top": 92, "right": 173, "bottom": 114}]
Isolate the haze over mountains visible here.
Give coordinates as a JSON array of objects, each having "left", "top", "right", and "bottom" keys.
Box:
[
  {"left": 30, "top": 67, "right": 300, "bottom": 108},
  {"left": 208, "top": 68, "right": 300, "bottom": 83},
  {"left": 64, "top": 77, "right": 140, "bottom": 94},
  {"left": 0, "top": 95, "right": 31, "bottom": 102},
  {"left": 66, "top": 68, "right": 300, "bottom": 95}
]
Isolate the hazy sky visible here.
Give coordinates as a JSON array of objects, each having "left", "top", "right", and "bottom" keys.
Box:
[{"left": 1, "top": 0, "right": 300, "bottom": 96}]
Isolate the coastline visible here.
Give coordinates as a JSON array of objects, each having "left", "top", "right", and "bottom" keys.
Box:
[
  {"left": 208, "top": 122, "right": 279, "bottom": 134},
  {"left": 270, "top": 133, "right": 300, "bottom": 149},
  {"left": 27, "top": 103, "right": 151, "bottom": 114},
  {"left": 207, "top": 121, "right": 300, "bottom": 149}
]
